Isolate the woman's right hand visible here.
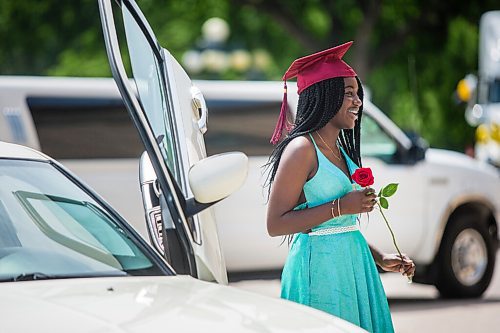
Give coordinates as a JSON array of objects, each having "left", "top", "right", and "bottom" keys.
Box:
[{"left": 340, "top": 187, "right": 377, "bottom": 215}]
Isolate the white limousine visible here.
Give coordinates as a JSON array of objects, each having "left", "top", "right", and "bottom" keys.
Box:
[{"left": 1, "top": 75, "right": 499, "bottom": 298}]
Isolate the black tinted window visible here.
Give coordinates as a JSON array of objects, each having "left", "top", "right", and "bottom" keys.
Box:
[
  {"left": 360, "top": 114, "right": 398, "bottom": 163},
  {"left": 489, "top": 79, "right": 500, "bottom": 103},
  {"left": 28, "top": 97, "right": 143, "bottom": 159},
  {"left": 204, "top": 99, "right": 280, "bottom": 156}
]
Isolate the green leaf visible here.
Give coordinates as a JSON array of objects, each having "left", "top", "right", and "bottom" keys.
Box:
[
  {"left": 379, "top": 197, "right": 389, "bottom": 209},
  {"left": 382, "top": 183, "right": 399, "bottom": 197}
]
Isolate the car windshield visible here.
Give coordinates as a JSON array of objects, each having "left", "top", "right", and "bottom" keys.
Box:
[{"left": 0, "top": 159, "right": 166, "bottom": 282}]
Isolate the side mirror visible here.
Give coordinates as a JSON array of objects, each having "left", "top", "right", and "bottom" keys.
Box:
[
  {"left": 405, "top": 131, "right": 428, "bottom": 164},
  {"left": 189, "top": 152, "right": 248, "bottom": 204},
  {"left": 139, "top": 151, "right": 248, "bottom": 254}
]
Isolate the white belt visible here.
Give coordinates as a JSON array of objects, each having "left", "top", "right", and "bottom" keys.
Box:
[{"left": 309, "top": 224, "right": 359, "bottom": 236}]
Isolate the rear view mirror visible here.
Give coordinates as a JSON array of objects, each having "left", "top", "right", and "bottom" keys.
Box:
[{"left": 189, "top": 152, "right": 248, "bottom": 204}]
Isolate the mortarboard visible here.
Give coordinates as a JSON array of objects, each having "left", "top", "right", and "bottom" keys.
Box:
[{"left": 270, "top": 41, "right": 357, "bottom": 144}]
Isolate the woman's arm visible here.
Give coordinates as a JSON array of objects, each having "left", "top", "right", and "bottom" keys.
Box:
[
  {"left": 266, "top": 136, "right": 326, "bottom": 236},
  {"left": 266, "top": 136, "right": 377, "bottom": 236}
]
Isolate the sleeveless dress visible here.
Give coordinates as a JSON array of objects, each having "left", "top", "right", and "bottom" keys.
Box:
[{"left": 280, "top": 135, "right": 394, "bottom": 333}]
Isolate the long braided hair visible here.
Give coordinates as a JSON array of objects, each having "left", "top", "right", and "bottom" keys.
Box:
[{"left": 265, "top": 76, "right": 364, "bottom": 198}]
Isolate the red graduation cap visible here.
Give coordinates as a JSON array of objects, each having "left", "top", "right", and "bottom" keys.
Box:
[{"left": 270, "top": 41, "right": 357, "bottom": 144}]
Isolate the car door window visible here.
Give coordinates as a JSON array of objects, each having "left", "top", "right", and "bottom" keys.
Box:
[
  {"left": 122, "top": 6, "right": 180, "bottom": 183},
  {"left": 360, "top": 115, "right": 398, "bottom": 163},
  {"left": 99, "top": 0, "right": 200, "bottom": 276},
  {"left": 100, "top": 0, "right": 230, "bottom": 282},
  {"left": 120, "top": 5, "right": 196, "bottom": 239}
]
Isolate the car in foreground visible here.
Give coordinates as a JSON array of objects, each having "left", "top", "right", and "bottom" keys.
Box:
[{"left": 0, "top": 141, "right": 366, "bottom": 332}]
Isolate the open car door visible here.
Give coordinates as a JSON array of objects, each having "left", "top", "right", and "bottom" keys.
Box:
[{"left": 98, "top": 0, "right": 247, "bottom": 284}]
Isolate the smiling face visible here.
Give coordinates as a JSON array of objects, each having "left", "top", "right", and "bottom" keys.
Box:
[{"left": 330, "top": 76, "right": 362, "bottom": 129}]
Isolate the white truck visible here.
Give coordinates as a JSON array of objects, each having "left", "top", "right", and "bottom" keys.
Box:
[{"left": 460, "top": 11, "right": 500, "bottom": 166}]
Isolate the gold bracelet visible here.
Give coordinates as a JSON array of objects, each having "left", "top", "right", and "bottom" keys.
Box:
[
  {"left": 337, "top": 198, "right": 342, "bottom": 216},
  {"left": 331, "top": 199, "right": 337, "bottom": 218}
]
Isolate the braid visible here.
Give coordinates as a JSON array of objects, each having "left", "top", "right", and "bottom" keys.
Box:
[
  {"left": 353, "top": 77, "right": 364, "bottom": 166},
  {"left": 338, "top": 77, "right": 364, "bottom": 167}
]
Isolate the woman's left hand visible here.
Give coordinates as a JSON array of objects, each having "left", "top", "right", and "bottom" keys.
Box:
[{"left": 379, "top": 253, "right": 415, "bottom": 278}]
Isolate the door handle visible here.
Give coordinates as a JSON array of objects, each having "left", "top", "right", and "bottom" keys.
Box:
[{"left": 190, "top": 86, "right": 208, "bottom": 134}]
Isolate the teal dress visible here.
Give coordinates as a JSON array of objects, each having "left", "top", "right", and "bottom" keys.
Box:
[{"left": 281, "top": 135, "right": 394, "bottom": 333}]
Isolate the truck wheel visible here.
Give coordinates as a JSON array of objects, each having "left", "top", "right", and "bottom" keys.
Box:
[{"left": 436, "top": 214, "right": 496, "bottom": 298}]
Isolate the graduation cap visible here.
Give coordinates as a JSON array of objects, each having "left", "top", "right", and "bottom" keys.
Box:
[{"left": 270, "top": 41, "right": 357, "bottom": 144}]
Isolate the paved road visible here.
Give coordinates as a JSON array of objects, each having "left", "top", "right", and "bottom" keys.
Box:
[{"left": 230, "top": 255, "right": 500, "bottom": 332}]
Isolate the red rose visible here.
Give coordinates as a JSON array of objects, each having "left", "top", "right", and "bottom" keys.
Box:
[{"left": 352, "top": 167, "right": 374, "bottom": 187}]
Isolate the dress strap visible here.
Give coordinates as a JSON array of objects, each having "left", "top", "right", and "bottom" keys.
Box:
[{"left": 339, "top": 146, "right": 359, "bottom": 173}]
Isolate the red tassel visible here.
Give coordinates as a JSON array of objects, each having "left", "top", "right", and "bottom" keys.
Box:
[{"left": 270, "top": 82, "right": 288, "bottom": 144}]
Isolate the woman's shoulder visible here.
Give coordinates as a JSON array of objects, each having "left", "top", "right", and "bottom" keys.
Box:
[{"left": 281, "top": 135, "right": 316, "bottom": 163}]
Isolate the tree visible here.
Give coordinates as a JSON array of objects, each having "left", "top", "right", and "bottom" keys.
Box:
[{"left": 230, "top": 0, "right": 497, "bottom": 150}]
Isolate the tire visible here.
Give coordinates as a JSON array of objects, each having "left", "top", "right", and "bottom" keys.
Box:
[{"left": 436, "top": 214, "right": 496, "bottom": 298}]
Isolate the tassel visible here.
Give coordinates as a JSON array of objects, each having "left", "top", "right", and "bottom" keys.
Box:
[{"left": 270, "top": 81, "right": 288, "bottom": 144}]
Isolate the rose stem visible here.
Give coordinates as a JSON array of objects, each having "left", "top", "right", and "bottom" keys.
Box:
[
  {"left": 376, "top": 202, "right": 413, "bottom": 282},
  {"left": 376, "top": 202, "right": 403, "bottom": 258}
]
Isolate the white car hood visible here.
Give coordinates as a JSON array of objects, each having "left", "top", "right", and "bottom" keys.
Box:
[
  {"left": 0, "top": 275, "right": 365, "bottom": 333},
  {"left": 426, "top": 148, "right": 499, "bottom": 177}
]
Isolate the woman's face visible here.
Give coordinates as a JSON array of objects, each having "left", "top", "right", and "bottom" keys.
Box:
[{"left": 330, "top": 76, "right": 362, "bottom": 129}]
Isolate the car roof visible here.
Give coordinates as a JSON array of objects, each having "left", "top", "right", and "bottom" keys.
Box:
[
  {"left": 0, "top": 76, "right": 123, "bottom": 100},
  {"left": 194, "top": 80, "right": 290, "bottom": 101},
  {"left": 0, "top": 76, "right": 411, "bottom": 149},
  {"left": 0, "top": 141, "right": 49, "bottom": 161}
]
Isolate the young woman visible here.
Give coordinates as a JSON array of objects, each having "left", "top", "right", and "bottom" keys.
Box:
[{"left": 266, "top": 42, "right": 415, "bottom": 332}]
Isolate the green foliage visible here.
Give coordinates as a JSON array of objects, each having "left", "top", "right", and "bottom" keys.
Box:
[
  {"left": 304, "top": 7, "right": 331, "bottom": 38},
  {"left": 367, "top": 14, "right": 482, "bottom": 151},
  {"left": 0, "top": 0, "right": 106, "bottom": 75},
  {"left": 390, "top": 91, "right": 421, "bottom": 133}
]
